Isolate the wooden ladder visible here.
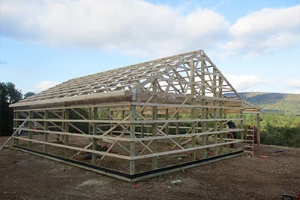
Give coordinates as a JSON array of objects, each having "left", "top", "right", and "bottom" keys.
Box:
[{"left": 243, "top": 126, "right": 255, "bottom": 157}]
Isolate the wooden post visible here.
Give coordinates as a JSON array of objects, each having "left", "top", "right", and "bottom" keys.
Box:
[
  {"left": 44, "top": 110, "right": 49, "bottom": 153},
  {"left": 152, "top": 80, "right": 158, "bottom": 169},
  {"left": 58, "top": 110, "right": 64, "bottom": 142},
  {"left": 141, "top": 110, "right": 144, "bottom": 138},
  {"left": 110, "top": 109, "right": 114, "bottom": 136},
  {"left": 13, "top": 110, "right": 19, "bottom": 145},
  {"left": 65, "top": 109, "right": 70, "bottom": 157},
  {"left": 213, "top": 68, "right": 218, "bottom": 156},
  {"left": 219, "top": 77, "right": 224, "bottom": 154},
  {"left": 240, "top": 108, "right": 244, "bottom": 140},
  {"left": 256, "top": 113, "right": 261, "bottom": 156},
  {"left": 176, "top": 112, "right": 179, "bottom": 135},
  {"left": 92, "top": 107, "right": 98, "bottom": 165},
  {"left": 88, "top": 108, "right": 92, "bottom": 135},
  {"left": 130, "top": 89, "right": 137, "bottom": 175},
  {"left": 190, "top": 58, "right": 197, "bottom": 161},
  {"left": 201, "top": 58, "right": 207, "bottom": 158},
  {"left": 165, "top": 109, "right": 169, "bottom": 135},
  {"left": 28, "top": 111, "right": 33, "bottom": 149}
]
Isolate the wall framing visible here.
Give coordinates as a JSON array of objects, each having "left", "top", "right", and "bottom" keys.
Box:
[{"left": 11, "top": 49, "right": 260, "bottom": 181}]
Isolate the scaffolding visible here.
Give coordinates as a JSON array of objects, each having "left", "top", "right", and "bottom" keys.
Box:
[{"left": 10, "top": 49, "right": 260, "bottom": 181}]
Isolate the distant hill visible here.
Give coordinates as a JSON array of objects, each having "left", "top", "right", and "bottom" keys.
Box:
[{"left": 238, "top": 92, "right": 300, "bottom": 115}]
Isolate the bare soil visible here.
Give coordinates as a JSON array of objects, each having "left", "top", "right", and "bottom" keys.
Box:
[{"left": 0, "top": 136, "right": 299, "bottom": 200}]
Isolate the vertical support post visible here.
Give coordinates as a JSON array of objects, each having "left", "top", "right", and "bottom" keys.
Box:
[
  {"left": 28, "top": 111, "right": 33, "bottom": 149},
  {"left": 240, "top": 107, "right": 244, "bottom": 140},
  {"left": 219, "top": 77, "right": 224, "bottom": 154},
  {"left": 201, "top": 58, "right": 207, "bottom": 158},
  {"left": 152, "top": 80, "right": 158, "bottom": 169},
  {"left": 64, "top": 109, "right": 70, "bottom": 157},
  {"left": 141, "top": 110, "right": 144, "bottom": 138},
  {"left": 44, "top": 110, "right": 49, "bottom": 153},
  {"left": 165, "top": 109, "right": 169, "bottom": 135},
  {"left": 13, "top": 110, "right": 19, "bottom": 145},
  {"left": 256, "top": 112, "right": 261, "bottom": 156},
  {"left": 110, "top": 109, "right": 114, "bottom": 136},
  {"left": 213, "top": 68, "right": 218, "bottom": 156},
  {"left": 130, "top": 89, "right": 137, "bottom": 175},
  {"left": 176, "top": 112, "right": 179, "bottom": 135},
  {"left": 190, "top": 58, "right": 197, "bottom": 161},
  {"left": 92, "top": 107, "right": 98, "bottom": 165},
  {"left": 88, "top": 108, "right": 92, "bottom": 135},
  {"left": 60, "top": 110, "right": 65, "bottom": 142},
  {"left": 122, "top": 110, "right": 125, "bottom": 119},
  {"left": 165, "top": 109, "right": 169, "bottom": 145}
]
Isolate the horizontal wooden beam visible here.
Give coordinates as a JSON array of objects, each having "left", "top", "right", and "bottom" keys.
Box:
[
  {"left": 10, "top": 91, "right": 129, "bottom": 108},
  {"left": 130, "top": 128, "right": 244, "bottom": 142},
  {"left": 14, "top": 137, "right": 131, "bottom": 160},
  {"left": 132, "top": 102, "right": 242, "bottom": 110},
  {"left": 14, "top": 118, "right": 130, "bottom": 124},
  {"left": 132, "top": 118, "right": 244, "bottom": 124},
  {"left": 15, "top": 128, "right": 131, "bottom": 142},
  {"left": 131, "top": 140, "right": 243, "bottom": 160},
  {"left": 15, "top": 102, "right": 131, "bottom": 112}
]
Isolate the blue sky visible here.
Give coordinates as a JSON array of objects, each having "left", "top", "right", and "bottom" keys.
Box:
[{"left": 0, "top": 0, "right": 300, "bottom": 94}]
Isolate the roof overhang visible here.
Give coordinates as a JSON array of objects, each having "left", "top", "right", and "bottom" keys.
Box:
[{"left": 10, "top": 90, "right": 130, "bottom": 109}]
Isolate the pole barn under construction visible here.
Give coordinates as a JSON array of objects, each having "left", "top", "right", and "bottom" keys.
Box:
[{"left": 10, "top": 49, "right": 261, "bottom": 181}]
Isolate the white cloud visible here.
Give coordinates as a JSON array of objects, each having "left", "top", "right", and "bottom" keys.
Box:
[
  {"left": 225, "top": 74, "right": 272, "bottom": 92},
  {"left": 35, "top": 81, "right": 60, "bottom": 92},
  {"left": 1, "top": 1, "right": 299, "bottom": 58},
  {"left": 0, "top": 0, "right": 229, "bottom": 57},
  {"left": 224, "top": 4, "right": 300, "bottom": 57},
  {"left": 286, "top": 79, "right": 300, "bottom": 89}
]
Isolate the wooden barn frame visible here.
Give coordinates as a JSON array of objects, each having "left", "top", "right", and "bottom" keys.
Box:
[{"left": 11, "top": 49, "right": 260, "bottom": 181}]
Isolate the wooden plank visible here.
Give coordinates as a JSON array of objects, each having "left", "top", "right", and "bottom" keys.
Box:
[
  {"left": 92, "top": 107, "right": 98, "bottom": 165},
  {"left": 10, "top": 91, "right": 128, "bottom": 108},
  {"left": 99, "top": 125, "right": 131, "bottom": 161},
  {"left": 138, "top": 97, "right": 190, "bottom": 155},
  {"left": 13, "top": 111, "right": 19, "bottom": 145},
  {"left": 152, "top": 81, "right": 158, "bottom": 170},
  {"left": 201, "top": 59, "right": 207, "bottom": 159},
  {"left": 130, "top": 104, "right": 136, "bottom": 175},
  {"left": 70, "top": 142, "right": 93, "bottom": 159},
  {"left": 190, "top": 58, "right": 197, "bottom": 161},
  {"left": 131, "top": 140, "right": 243, "bottom": 160},
  {"left": 14, "top": 137, "right": 131, "bottom": 160},
  {"left": 134, "top": 129, "right": 244, "bottom": 142},
  {"left": 28, "top": 111, "right": 33, "bottom": 149},
  {"left": 15, "top": 102, "right": 131, "bottom": 112},
  {"left": 132, "top": 102, "right": 242, "bottom": 110},
  {"left": 14, "top": 118, "right": 130, "bottom": 124},
  {"left": 131, "top": 118, "right": 244, "bottom": 124},
  {"left": 44, "top": 110, "right": 48, "bottom": 152},
  {"left": 139, "top": 91, "right": 242, "bottom": 103},
  {"left": 18, "top": 128, "right": 132, "bottom": 142},
  {"left": 51, "top": 110, "right": 87, "bottom": 135},
  {"left": 213, "top": 67, "right": 218, "bottom": 156}
]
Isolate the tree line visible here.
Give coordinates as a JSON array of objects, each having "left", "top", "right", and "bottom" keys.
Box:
[
  {"left": 243, "top": 113, "right": 300, "bottom": 148},
  {"left": 0, "top": 82, "right": 35, "bottom": 136},
  {"left": 259, "top": 114, "right": 300, "bottom": 148}
]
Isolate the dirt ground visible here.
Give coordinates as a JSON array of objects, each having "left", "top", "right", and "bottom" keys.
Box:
[{"left": 0, "top": 136, "right": 299, "bottom": 200}]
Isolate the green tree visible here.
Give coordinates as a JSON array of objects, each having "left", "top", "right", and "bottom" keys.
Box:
[
  {"left": 0, "top": 82, "right": 23, "bottom": 136},
  {"left": 24, "top": 92, "right": 35, "bottom": 99}
]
